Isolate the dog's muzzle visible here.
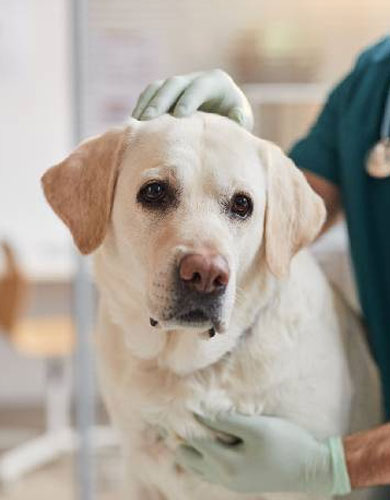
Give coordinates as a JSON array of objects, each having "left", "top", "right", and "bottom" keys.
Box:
[{"left": 150, "top": 251, "right": 230, "bottom": 336}]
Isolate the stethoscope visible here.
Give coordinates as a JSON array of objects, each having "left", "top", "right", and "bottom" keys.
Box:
[{"left": 366, "top": 87, "right": 390, "bottom": 178}]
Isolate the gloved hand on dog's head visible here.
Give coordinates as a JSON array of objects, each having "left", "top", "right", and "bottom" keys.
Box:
[{"left": 132, "top": 69, "right": 254, "bottom": 131}]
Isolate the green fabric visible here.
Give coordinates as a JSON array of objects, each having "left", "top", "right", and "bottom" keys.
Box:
[{"left": 289, "top": 36, "right": 390, "bottom": 420}]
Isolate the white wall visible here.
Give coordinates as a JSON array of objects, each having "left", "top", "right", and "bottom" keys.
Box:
[{"left": 0, "top": 0, "right": 74, "bottom": 279}]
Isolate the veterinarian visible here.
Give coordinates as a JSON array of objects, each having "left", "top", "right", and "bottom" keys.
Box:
[{"left": 132, "top": 37, "right": 390, "bottom": 496}]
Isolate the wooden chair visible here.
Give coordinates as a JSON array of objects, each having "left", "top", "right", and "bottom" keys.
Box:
[
  {"left": 0, "top": 242, "right": 28, "bottom": 336},
  {"left": 0, "top": 243, "right": 117, "bottom": 485},
  {"left": 0, "top": 241, "right": 75, "bottom": 357},
  {"left": 0, "top": 242, "right": 76, "bottom": 484}
]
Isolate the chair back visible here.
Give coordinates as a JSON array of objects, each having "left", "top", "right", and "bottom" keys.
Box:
[{"left": 0, "top": 242, "right": 28, "bottom": 334}]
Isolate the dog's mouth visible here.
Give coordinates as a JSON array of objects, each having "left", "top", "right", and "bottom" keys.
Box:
[
  {"left": 149, "top": 308, "right": 224, "bottom": 338},
  {"left": 177, "top": 308, "right": 210, "bottom": 323}
]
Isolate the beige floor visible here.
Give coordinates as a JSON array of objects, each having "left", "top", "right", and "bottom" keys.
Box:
[
  {"left": 0, "top": 452, "right": 120, "bottom": 500},
  {"left": 0, "top": 408, "right": 121, "bottom": 500}
]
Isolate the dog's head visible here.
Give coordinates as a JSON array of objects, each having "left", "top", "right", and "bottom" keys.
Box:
[{"left": 42, "top": 113, "right": 325, "bottom": 367}]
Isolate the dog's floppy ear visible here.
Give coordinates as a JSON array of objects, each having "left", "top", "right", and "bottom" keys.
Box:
[
  {"left": 41, "top": 127, "right": 129, "bottom": 254},
  {"left": 260, "top": 140, "right": 326, "bottom": 278}
]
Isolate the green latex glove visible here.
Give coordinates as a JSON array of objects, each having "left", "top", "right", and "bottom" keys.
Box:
[
  {"left": 175, "top": 413, "right": 352, "bottom": 496},
  {"left": 131, "top": 70, "right": 254, "bottom": 130}
]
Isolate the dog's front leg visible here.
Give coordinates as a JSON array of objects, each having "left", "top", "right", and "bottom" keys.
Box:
[
  {"left": 121, "top": 429, "right": 176, "bottom": 500},
  {"left": 122, "top": 453, "right": 168, "bottom": 500}
]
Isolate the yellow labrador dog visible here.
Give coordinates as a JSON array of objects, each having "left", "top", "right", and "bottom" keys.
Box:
[{"left": 42, "top": 113, "right": 382, "bottom": 500}]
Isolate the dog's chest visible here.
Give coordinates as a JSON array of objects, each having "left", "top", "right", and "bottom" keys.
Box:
[
  {"left": 128, "top": 320, "right": 347, "bottom": 452},
  {"left": 131, "top": 348, "right": 282, "bottom": 450}
]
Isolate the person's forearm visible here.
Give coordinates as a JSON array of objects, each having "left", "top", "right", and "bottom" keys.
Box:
[
  {"left": 301, "top": 169, "right": 342, "bottom": 235},
  {"left": 343, "top": 424, "right": 390, "bottom": 489}
]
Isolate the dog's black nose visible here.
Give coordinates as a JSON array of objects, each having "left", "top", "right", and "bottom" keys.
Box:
[{"left": 179, "top": 252, "right": 229, "bottom": 294}]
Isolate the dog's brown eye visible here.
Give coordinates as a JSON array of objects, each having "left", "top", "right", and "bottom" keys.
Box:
[
  {"left": 137, "top": 180, "right": 179, "bottom": 211},
  {"left": 138, "top": 182, "right": 166, "bottom": 203},
  {"left": 230, "top": 194, "right": 252, "bottom": 219}
]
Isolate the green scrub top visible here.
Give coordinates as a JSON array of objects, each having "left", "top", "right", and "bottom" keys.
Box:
[{"left": 289, "top": 36, "right": 390, "bottom": 420}]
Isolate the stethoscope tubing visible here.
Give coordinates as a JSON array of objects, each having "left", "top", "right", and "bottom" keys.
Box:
[{"left": 380, "top": 87, "right": 390, "bottom": 140}]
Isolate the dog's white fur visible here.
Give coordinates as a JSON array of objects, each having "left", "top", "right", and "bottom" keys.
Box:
[{"left": 42, "top": 113, "right": 383, "bottom": 500}]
